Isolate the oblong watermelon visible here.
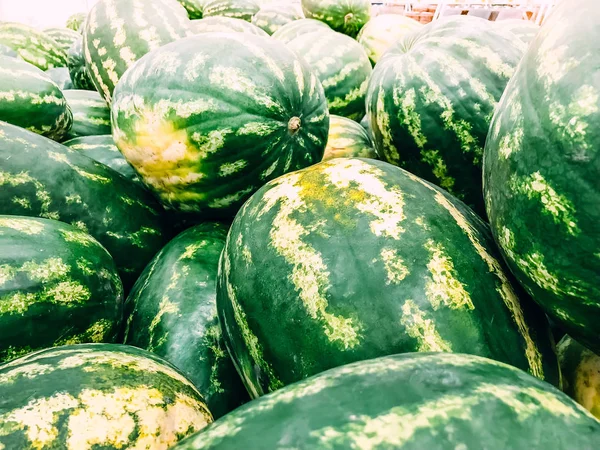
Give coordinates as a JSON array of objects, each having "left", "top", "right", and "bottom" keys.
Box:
[
  {"left": 83, "top": 0, "right": 193, "bottom": 104},
  {"left": 323, "top": 115, "right": 376, "bottom": 161},
  {"left": 0, "top": 122, "right": 168, "bottom": 291},
  {"left": 271, "top": 18, "right": 330, "bottom": 43},
  {"left": 190, "top": 16, "right": 267, "bottom": 36},
  {"left": 217, "top": 158, "right": 559, "bottom": 397},
  {"left": 66, "top": 37, "right": 95, "bottom": 91},
  {"left": 301, "top": 0, "right": 370, "bottom": 38},
  {"left": 66, "top": 12, "right": 86, "bottom": 32},
  {"left": 202, "top": 0, "right": 259, "bottom": 22},
  {"left": 367, "top": 16, "right": 525, "bottom": 216},
  {"left": 251, "top": 5, "right": 303, "bottom": 35},
  {"left": 45, "top": 67, "right": 73, "bottom": 90},
  {"left": 357, "top": 14, "right": 422, "bottom": 65},
  {"left": 43, "top": 27, "right": 80, "bottom": 53},
  {"left": 0, "top": 56, "right": 72, "bottom": 141},
  {"left": 62, "top": 89, "right": 111, "bottom": 140},
  {"left": 0, "top": 22, "right": 67, "bottom": 70},
  {"left": 178, "top": 0, "right": 209, "bottom": 19},
  {"left": 0, "top": 344, "right": 213, "bottom": 449},
  {"left": 124, "top": 223, "right": 249, "bottom": 418},
  {"left": 287, "top": 30, "right": 372, "bottom": 120},
  {"left": 0, "top": 216, "right": 123, "bottom": 362},
  {"left": 174, "top": 353, "right": 600, "bottom": 449},
  {"left": 496, "top": 19, "right": 539, "bottom": 44},
  {"left": 112, "top": 32, "right": 329, "bottom": 217},
  {"left": 483, "top": 0, "right": 600, "bottom": 352}
]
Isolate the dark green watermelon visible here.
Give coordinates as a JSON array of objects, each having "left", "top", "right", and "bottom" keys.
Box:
[
  {"left": 271, "top": 18, "right": 330, "bottom": 44},
  {"left": 0, "top": 22, "right": 67, "bottom": 70},
  {"left": 66, "top": 37, "right": 95, "bottom": 90},
  {"left": 251, "top": 5, "right": 303, "bottom": 35},
  {"left": 202, "top": 0, "right": 259, "bottom": 22},
  {"left": 301, "top": 0, "right": 371, "bottom": 38},
  {"left": 62, "top": 89, "right": 111, "bottom": 140},
  {"left": 43, "top": 27, "right": 80, "bottom": 53},
  {"left": 45, "top": 67, "right": 73, "bottom": 90},
  {"left": 190, "top": 16, "right": 268, "bottom": 35}
]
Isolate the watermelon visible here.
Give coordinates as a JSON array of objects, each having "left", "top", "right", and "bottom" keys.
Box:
[
  {"left": 357, "top": 14, "right": 422, "bottom": 65},
  {"left": 43, "top": 27, "right": 80, "bottom": 53},
  {"left": 112, "top": 32, "right": 329, "bottom": 217},
  {"left": 323, "top": 115, "right": 376, "bottom": 161},
  {"left": 124, "top": 223, "right": 249, "bottom": 418},
  {"left": 271, "top": 18, "right": 330, "bottom": 44},
  {"left": 45, "top": 67, "right": 73, "bottom": 90},
  {"left": 301, "top": 0, "right": 370, "bottom": 38},
  {"left": 0, "top": 344, "right": 212, "bottom": 448},
  {"left": 0, "top": 216, "right": 123, "bottom": 362},
  {"left": 286, "top": 30, "right": 372, "bottom": 120},
  {"left": 66, "top": 37, "right": 95, "bottom": 90},
  {"left": 178, "top": 0, "right": 210, "bottom": 19},
  {"left": 496, "top": 19, "right": 539, "bottom": 44},
  {"left": 0, "top": 56, "right": 72, "bottom": 141},
  {"left": 83, "top": 0, "right": 193, "bottom": 104},
  {"left": 367, "top": 16, "right": 525, "bottom": 216},
  {"left": 174, "top": 352, "right": 600, "bottom": 449},
  {"left": 0, "top": 44, "right": 18, "bottom": 58},
  {"left": 202, "top": 0, "right": 259, "bottom": 22},
  {"left": 62, "top": 135, "right": 143, "bottom": 186},
  {"left": 0, "top": 122, "right": 168, "bottom": 290},
  {"left": 558, "top": 335, "right": 600, "bottom": 419},
  {"left": 66, "top": 12, "right": 86, "bottom": 32},
  {"left": 217, "top": 158, "right": 559, "bottom": 398},
  {"left": 0, "top": 22, "right": 67, "bottom": 70},
  {"left": 62, "top": 89, "right": 111, "bottom": 141},
  {"left": 251, "top": 5, "right": 303, "bottom": 35},
  {"left": 190, "top": 16, "right": 268, "bottom": 36},
  {"left": 483, "top": 0, "right": 600, "bottom": 352}
]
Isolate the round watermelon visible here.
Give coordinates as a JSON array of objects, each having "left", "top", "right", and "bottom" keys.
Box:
[
  {"left": 357, "top": 14, "right": 422, "bottom": 65},
  {"left": 190, "top": 16, "right": 267, "bottom": 36},
  {"left": 0, "top": 22, "right": 67, "bottom": 70},
  {"left": 271, "top": 18, "right": 330, "bottom": 43},
  {"left": 62, "top": 89, "right": 111, "bottom": 141},
  {"left": 43, "top": 27, "right": 80, "bottom": 53},
  {"left": 251, "top": 5, "right": 303, "bottom": 35},
  {"left": 202, "top": 0, "right": 259, "bottom": 22},
  {"left": 66, "top": 37, "right": 95, "bottom": 91},
  {"left": 112, "top": 32, "right": 329, "bottom": 217},
  {"left": 323, "top": 115, "right": 376, "bottom": 161},
  {"left": 301, "top": 0, "right": 370, "bottom": 38}
]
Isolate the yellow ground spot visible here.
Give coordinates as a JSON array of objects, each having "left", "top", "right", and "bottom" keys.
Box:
[
  {"left": 400, "top": 299, "right": 452, "bottom": 352},
  {"left": 571, "top": 348, "right": 600, "bottom": 418},
  {"left": 380, "top": 248, "right": 409, "bottom": 284}
]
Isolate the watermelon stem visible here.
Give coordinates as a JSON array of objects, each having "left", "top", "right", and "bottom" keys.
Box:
[
  {"left": 344, "top": 13, "right": 354, "bottom": 25},
  {"left": 288, "top": 117, "right": 301, "bottom": 135}
]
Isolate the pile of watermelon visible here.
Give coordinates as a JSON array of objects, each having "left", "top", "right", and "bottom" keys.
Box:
[{"left": 0, "top": 0, "right": 598, "bottom": 448}]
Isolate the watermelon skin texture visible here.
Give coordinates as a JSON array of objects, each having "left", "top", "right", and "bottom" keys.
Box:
[
  {"left": 367, "top": 16, "right": 525, "bottom": 217},
  {"left": 190, "top": 16, "right": 267, "bottom": 36},
  {"left": 217, "top": 158, "right": 559, "bottom": 398},
  {"left": 496, "top": 19, "right": 539, "bottom": 44},
  {"left": 83, "top": 0, "right": 193, "bottom": 104},
  {"left": 202, "top": 0, "right": 259, "bottom": 22},
  {"left": 112, "top": 33, "right": 329, "bottom": 218},
  {"left": 177, "top": 0, "right": 209, "bottom": 19},
  {"left": 66, "top": 12, "right": 86, "bottom": 32},
  {"left": 301, "top": 0, "right": 370, "bottom": 38},
  {"left": 43, "top": 27, "right": 80, "bottom": 53},
  {"left": 0, "top": 216, "right": 123, "bottom": 362},
  {"left": 174, "top": 352, "right": 600, "bottom": 449},
  {"left": 66, "top": 37, "right": 95, "bottom": 91},
  {"left": 0, "top": 343, "right": 212, "bottom": 449},
  {"left": 45, "top": 67, "right": 73, "bottom": 90},
  {"left": 252, "top": 5, "right": 303, "bottom": 35},
  {"left": 62, "top": 89, "right": 111, "bottom": 141},
  {"left": 124, "top": 223, "right": 249, "bottom": 419},
  {"left": 271, "top": 18, "right": 330, "bottom": 43},
  {"left": 323, "top": 115, "right": 376, "bottom": 161},
  {"left": 0, "top": 56, "right": 72, "bottom": 141},
  {"left": 0, "top": 23, "right": 67, "bottom": 70},
  {"left": 0, "top": 122, "right": 168, "bottom": 291},
  {"left": 483, "top": 0, "right": 600, "bottom": 352},
  {"left": 287, "top": 30, "right": 372, "bottom": 120},
  {"left": 357, "top": 14, "right": 422, "bottom": 65}
]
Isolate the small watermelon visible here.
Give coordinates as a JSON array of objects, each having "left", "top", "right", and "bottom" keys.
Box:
[
  {"left": 0, "top": 22, "right": 67, "bottom": 70},
  {"left": 357, "top": 14, "right": 422, "bottom": 65},
  {"left": 323, "top": 115, "right": 376, "bottom": 161},
  {"left": 202, "top": 0, "right": 259, "bottom": 22},
  {"left": 43, "top": 27, "right": 81, "bottom": 53},
  {"left": 190, "top": 16, "right": 267, "bottom": 36},
  {"left": 62, "top": 89, "right": 111, "bottom": 140},
  {"left": 66, "top": 37, "right": 95, "bottom": 91},
  {"left": 251, "top": 5, "right": 304, "bottom": 35},
  {"left": 301, "top": 0, "right": 371, "bottom": 38},
  {"left": 45, "top": 67, "right": 73, "bottom": 90},
  {"left": 66, "top": 12, "right": 86, "bottom": 32},
  {"left": 271, "top": 17, "right": 330, "bottom": 43}
]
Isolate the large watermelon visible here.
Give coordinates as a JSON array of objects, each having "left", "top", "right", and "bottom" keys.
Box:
[
  {"left": 323, "top": 115, "right": 376, "bottom": 161},
  {"left": 83, "top": 0, "right": 193, "bottom": 104},
  {"left": 301, "top": 0, "right": 370, "bottom": 38},
  {"left": 45, "top": 67, "right": 73, "bottom": 90},
  {"left": 190, "top": 16, "right": 267, "bottom": 36},
  {"left": 367, "top": 16, "right": 525, "bottom": 216},
  {"left": 202, "top": 0, "right": 259, "bottom": 22},
  {"left": 483, "top": 0, "right": 600, "bottom": 352},
  {"left": 178, "top": 0, "right": 210, "bottom": 19},
  {"left": 286, "top": 30, "right": 372, "bottom": 120},
  {"left": 0, "top": 344, "right": 212, "bottom": 449},
  {"left": 357, "top": 14, "right": 422, "bottom": 65},
  {"left": 251, "top": 5, "right": 303, "bottom": 35},
  {"left": 0, "top": 56, "right": 72, "bottom": 141},
  {"left": 43, "top": 27, "right": 80, "bottom": 53},
  {"left": 66, "top": 37, "right": 95, "bottom": 91},
  {"left": 62, "top": 89, "right": 111, "bottom": 140},
  {"left": 0, "top": 23, "right": 67, "bottom": 70},
  {"left": 217, "top": 158, "right": 559, "bottom": 397},
  {"left": 62, "top": 135, "right": 142, "bottom": 185},
  {"left": 496, "top": 19, "right": 540, "bottom": 44},
  {"left": 0, "top": 122, "right": 167, "bottom": 290},
  {"left": 124, "top": 223, "right": 249, "bottom": 418},
  {"left": 271, "top": 18, "right": 330, "bottom": 43},
  {"left": 66, "top": 12, "right": 87, "bottom": 32},
  {"left": 0, "top": 216, "right": 123, "bottom": 362},
  {"left": 174, "top": 353, "right": 600, "bottom": 449},
  {"left": 112, "top": 32, "right": 329, "bottom": 217}
]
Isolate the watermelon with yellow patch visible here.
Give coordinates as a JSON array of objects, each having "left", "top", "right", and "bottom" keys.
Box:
[
  {"left": 190, "top": 16, "right": 267, "bottom": 36},
  {"left": 0, "top": 344, "right": 212, "bottom": 449},
  {"left": 301, "top": 0, "right": 370, "bottom": 38},
  {"left": 0, "top": 22, "right": 67, "bottom": 70},
  {"left": 323, "top": 115, "right": 376, "bottom": 161},
  {"left": 217, "top": 157, "right": 559, "bottom": 398},
  {"left": 357, "top": 14, "right": 422, "bottom": 65}
]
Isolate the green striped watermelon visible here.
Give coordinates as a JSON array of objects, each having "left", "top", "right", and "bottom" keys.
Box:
[
  {"left": 124, "top": 223, "right": 249, "bottom": 418},
  {"left": 62, "top": 135, "right": 143, "bottom": 186},
  {"left": 0, "top": 122, "right": 168, "bottom": 291},
  {"left": 112, "top": 32, "right": 329, "bottom": 217},
  {"left": 0, "top": 344, "right": 213, "bottom": 449},
  {"left": 43, "top": 27, "right": 80, "bottom": 53},
  {"left": 174, "top": 353, "right": 600, "bottom": 449},
  {"left": 0, "top": 22, "right": 67, "bottom": 70},
  {"left": 323, "top": 115, "right": 376, "bottom": 161},
  {"left": 66, "top": 12, "right": 86, "bottom": 32},
  {"left": 301, "top": 0, "right": 370, "bottom": 38},
  {"left": 217, "top": 158, "right": 559, "bottom": 398},
  {"left": 178, "top": 0, "right": 210, "bottom": 19},
  {"left": 66, "top": 37, "right": 95, "bottom": 91},
  {"left": 357, "top": 14, "right": 422, "bottom": 65},
  {"left": 45, "top": 67, "right": 74, "bottom": 90},
  {"left": 0, "top": 216, "right": 123, "bottom": 362},
  {"left": 62, "top": 89, "right": 111, "bottom": 141},
  {"left": 251, "top": 5, "right": 303, "bottom": 35},
  {"left": 202, "top": 0, "right": 259, "bottom": 22},
  {"left": 271, "top": 18, "right": 330, "bottom": 43},
  {"left": 367, "top": 16, "right": 525, "bottom": 216},
  {"left": 483, "top": 0, "right": 600, "bottom": 352},
  {"left": 286, "top": 30, "right": 372, "bottom": 120},
  {"left": 496, "top": 19, "right": 539, "bottom": 44},
  {"left": 190, "top": 16, "right": 267, "bottom": 36},
  {"left": 83, "top": 0, "right": 193, "bottom": 104},
  {"left": 0, "top": 56, "right": 72, "bottom": 141},
  {"left": 0, "top": 44, "right": 18, "bottom": 58}
]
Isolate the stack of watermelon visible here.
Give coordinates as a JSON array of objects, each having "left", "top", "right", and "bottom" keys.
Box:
[{"left": 0, "top": 0, "right": 599, "bottom": 447}]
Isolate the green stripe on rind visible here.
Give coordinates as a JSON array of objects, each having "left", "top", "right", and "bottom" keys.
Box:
[
  {"left": 0, "top": 343, "right": 213, "bottom": 449},
  {"left": 173, "top": 352, "right": 600, "bottom": 449},
  {"left": 202, "top": 0, "right": 259, "bottom": 22},
  {"left": 66, "top": 37, "right": 95, "bottom": 91},
  {"left": 357, "top": 14, "right": 422, "bottom": 65},
  {"left": 43, "top": 28, "right": 81, "bottom": 53},
  {"left": 251, "top": 5, "right": 303, "bottom": 35},
  {"left": 271, "top": 18, "right": 330, "bottom": 44},
  {"left": 190, "top": 16, "right": 268, "bottom": 36},
  {"left": 0, "top": 22, "right": 67, "bottom": 70},
  {"left": 323, "top": 115, "right": 376, "bottom": 161},
  {"left": 62, "top": 90, "right": 111, "bottom": 141},
  {"left": 0, "top": 216, "right": 123, "bottom": 362},
  {"left": 301, "top": 0, "right": 371, "bottom": 38}
]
